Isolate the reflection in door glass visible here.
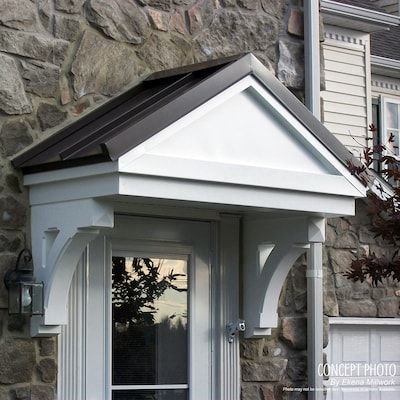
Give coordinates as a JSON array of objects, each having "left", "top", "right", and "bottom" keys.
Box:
[
  {"left": 112, "top": 256, "right": 188, "bottom": 389},
  {"left": 112, "top": 389, "right": 187, "bottom": 400}
]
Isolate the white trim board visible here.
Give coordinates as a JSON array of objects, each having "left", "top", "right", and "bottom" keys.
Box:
[{"left": 329, "top": 317, "right": 400, "bottom": 325}]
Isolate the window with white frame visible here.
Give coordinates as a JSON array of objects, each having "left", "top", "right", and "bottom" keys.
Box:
[{"left": 380, "top": 96, "right": 400, "bottom": 157}]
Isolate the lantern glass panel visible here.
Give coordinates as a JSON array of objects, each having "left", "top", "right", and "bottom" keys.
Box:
[
  {"left": 31, "top": 283, "right": 44, "bottom": 315},
  {"left": 21, "top": 283, "right": 33, "bottom": 314},
  {"left": 8, "top": 282, "right": 22, "bottom": 314}
]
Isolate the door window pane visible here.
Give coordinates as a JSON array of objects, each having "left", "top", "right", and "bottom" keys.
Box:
[
  {"left": 112, "top": 389, "right": 188, "bottom": 400},
  {"left": 112, "top": 256, "right": 188, "bottom": 386}
]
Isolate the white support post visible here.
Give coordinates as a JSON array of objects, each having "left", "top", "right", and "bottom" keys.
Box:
[{"left": 307, "top": 242, "right": 324, "bottom": 400}]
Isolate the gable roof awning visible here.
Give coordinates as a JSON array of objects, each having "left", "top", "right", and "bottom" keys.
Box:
[
  {"left": 20, "top": 54, "right": 369, "bottom": 337},
  {"left": 14, "top": 53, "right": 361, "bottom": 178}
]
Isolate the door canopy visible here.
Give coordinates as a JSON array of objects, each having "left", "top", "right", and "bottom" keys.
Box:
[{"left": 12, "top": 54, "right": 366, "bottom": 336}]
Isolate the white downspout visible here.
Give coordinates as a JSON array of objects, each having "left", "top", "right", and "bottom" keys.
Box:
[
  {"left": 304, "top": 0, "right": 325, "bottom": 400},
  {"left": 304, "top": 0, "right": 321, "bottom": 119},
  {"left": 307, "top": 217, "right": 325, "bottom": 400},
  {"left": 307, "top": 242, "right": 324, "bottom": 400},
  {"left": 304, "top": 1, "right": 323, "bottom": 397}
]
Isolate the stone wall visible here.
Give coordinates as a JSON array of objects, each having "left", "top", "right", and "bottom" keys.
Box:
[
  {"left": 326, "top": 201, "right": 400, "bottom": 318},
  {"left": 0, "top": 1, "right": 398, "bottom": 400},
  {"left": 241, "top": 255, "right": 314, "bottom": 400},
  {"left": 240, "top": 199, "right": 400, "bottom": 400},
  {"left": 0, "top": 0, "right": 307, "bottom": 398}
]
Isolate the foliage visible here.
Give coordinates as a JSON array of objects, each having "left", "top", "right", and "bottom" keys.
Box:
[
  {"left": 345, "top": 124, "right": 400, "bottom": 286},
  {"left": 112, "top": 256, "right": 186, "bottom": 326}
]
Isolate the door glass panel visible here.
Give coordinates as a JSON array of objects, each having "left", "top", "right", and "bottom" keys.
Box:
[
  {"left": 112, "top": 389, "right": 187, "bottom": 400},
  {"left": 112, "top": 256, "right": 188, "bottom": 389}
]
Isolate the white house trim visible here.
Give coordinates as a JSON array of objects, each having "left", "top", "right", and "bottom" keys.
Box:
[
  {"left": 329, "top": 317, "right": 400, "bottom": 325},
  {"left": 372, "top": 55, "right": 400, "bottom": 79},
  {"left": 321, "top": 0, "right": 400, "bottom": 32}
]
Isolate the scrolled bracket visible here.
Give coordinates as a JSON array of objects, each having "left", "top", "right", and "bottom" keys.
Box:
[
  {"left": 30, "top": 199, "right": 114, "bottom": 337},
  {"left": 243, "top": 216, "right": 320, "bottom": 338}
]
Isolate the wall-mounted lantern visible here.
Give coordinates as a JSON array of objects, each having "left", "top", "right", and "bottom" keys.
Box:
[{"left": 4, "top": 248, "right": 44, "bottom": 315}]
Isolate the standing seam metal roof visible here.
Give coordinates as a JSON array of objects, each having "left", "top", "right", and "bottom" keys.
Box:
[{"left": 13, "top": 53, "right": 359, "bottom": 178}]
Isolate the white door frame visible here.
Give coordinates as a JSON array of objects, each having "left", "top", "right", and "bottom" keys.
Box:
[
  {"left": 58, "top": 213, "right": 241, "bottom": 400},
  {"left": 94, "top": 215, "right": 212, "bottom": 400}
]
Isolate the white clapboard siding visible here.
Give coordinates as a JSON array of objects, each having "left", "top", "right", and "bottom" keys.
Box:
[
  {"left": 322, "top": 91, "right": 367, "bottom": 107},
  {"left": 324, "top": 123, "right": 367, "bottom": 137},
  {"left": 326, "top": 71, "right": 366, "bottom": 87},
  {"left": 325, "top": 81, "right": 366, "bottom": 97},
  {"left": 324, "top": 112, "right": 367, "bottom": 127},
  {"left": 332, "top": 133, "right": 369, "bottom": 149},
  {"left": 323, "top": 102, "right": 366, "bottom": 117},
  {"left": 324, "top": 48, "right": 365, "bottom": 67},
  {"left": 325, "top": 60, "right": 366, "bottom": 77},
  {"left": 321, "top": 29, "right": 370, "bottom": 157}
]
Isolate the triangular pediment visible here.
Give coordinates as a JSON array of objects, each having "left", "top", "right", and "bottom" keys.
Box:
[{"left": 118, "top": 76, "right": 364, "bottom": 198}]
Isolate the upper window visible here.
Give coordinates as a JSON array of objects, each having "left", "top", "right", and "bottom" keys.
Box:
[{"left": 380, "top": 96, "right": 400, "bottom": 158}]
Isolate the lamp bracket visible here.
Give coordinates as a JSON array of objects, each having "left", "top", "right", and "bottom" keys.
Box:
[{"left": 4, "top": 248, "right": 34, "bottom": 289}]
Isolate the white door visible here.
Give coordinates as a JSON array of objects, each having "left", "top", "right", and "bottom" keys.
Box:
[
  {"left": 326, "top": 322, "right": 400, "bottom": 400},
  {"left": 60, "top": 215, "right": 213, "bottom": 400}
]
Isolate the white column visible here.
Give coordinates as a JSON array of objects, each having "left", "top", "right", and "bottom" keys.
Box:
[{"left": 307, "top": 241, "right": 324, "bottom": 400}]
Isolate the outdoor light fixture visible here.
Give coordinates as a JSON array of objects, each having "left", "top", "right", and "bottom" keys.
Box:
[{"left": 4, "top": 248, "right": 44, "bottom": 315}]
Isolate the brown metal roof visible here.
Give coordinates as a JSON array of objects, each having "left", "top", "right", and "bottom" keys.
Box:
[{"left": 13, "top": 53, "right": 357, "bottom": 176}]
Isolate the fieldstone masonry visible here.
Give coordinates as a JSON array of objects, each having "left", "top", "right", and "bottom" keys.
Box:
[
  {"left": 0, "top": 0, "right": 397, "bottom": 399},
  {"left": 241, "top": 201, "right": 400, "bottom": 400}
]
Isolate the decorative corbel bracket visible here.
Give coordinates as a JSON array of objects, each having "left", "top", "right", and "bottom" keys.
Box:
[
  {"left": 30, "top": 198, "right": 114, "bottom": 337},
  {"left": 243, "top": 216, "right": 325, "bottom": 338}
]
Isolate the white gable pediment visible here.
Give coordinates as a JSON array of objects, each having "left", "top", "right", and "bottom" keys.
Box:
[{"left": 119, "top": 76, "right": 365, "bottom": 198}]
